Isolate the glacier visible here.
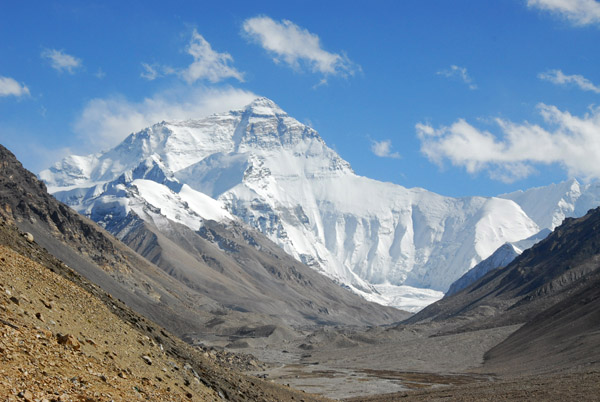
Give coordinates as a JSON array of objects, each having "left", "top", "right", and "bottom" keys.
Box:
[{"left": 40, "top": 97, "right": 600, "bottom": 311}]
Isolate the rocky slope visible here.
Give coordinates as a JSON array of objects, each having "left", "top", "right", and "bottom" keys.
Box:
[
  {"left": 41, "top": 98, "right": 542, "bottom": 309},
  {"left": 483, "top": 267, "right": 600, "bottom": 375},
  {"left": 0, "top": 215, "right": 328, "bottom": 401}
]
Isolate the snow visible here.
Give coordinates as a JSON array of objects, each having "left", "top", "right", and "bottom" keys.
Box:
[
  {"left": 178, "top": 184, "right": 233, "bottom": 222},
  {"left": 40, "top": 97, "right": 600, "bottom": 310},
  {"left": 500, "top": 179, "right": 600, "bottom": 230},
  {"left": 369, "top": 284, "right": 444, "bottom": 313},
  {"left": 446, "top": 227, "right": 552, "bottom": 296}
]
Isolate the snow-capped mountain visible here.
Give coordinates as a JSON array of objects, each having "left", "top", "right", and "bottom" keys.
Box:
[
  {"left": 42, "top": 97, "right": 595, "bottom": 309},
  {"left": 441, "top": 180, "right": 600, "bottom": 299},
  {"left": 500, "top": 179, "right": 600, "bottom": 230},
  {"left": 445, "top": 228, "right": 551, "bottom": 297}
]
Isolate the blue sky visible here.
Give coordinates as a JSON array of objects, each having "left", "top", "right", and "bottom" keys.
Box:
[{"left": 1, "top": 0, "right": 600, "bottom": 197}]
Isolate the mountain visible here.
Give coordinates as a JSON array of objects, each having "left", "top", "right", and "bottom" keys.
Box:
[
  {"left": 41, "top": 98, "right": 541, "bottom": 309},
  {"left": 446, "top": 228, "right": 551, "bottom": 297},
  {"left": 1, "top": 143, "right": 406, "bottom": 337},
  {"left": 443, "top": 179, "right": 600, "bottom": 300},
  {"left": 0, "top": 145, "right": 225, "bottom": 338},
  {"left": 482, "top": 267, "right": 600, "bottom": 375},
  {"left": 405, "top": 205, "right": 600, "bottom": 372},
  {"left": 500, "top": 178, "right": 600, "bottom": 231}
]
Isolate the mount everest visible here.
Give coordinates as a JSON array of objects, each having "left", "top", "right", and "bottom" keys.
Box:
[{"left": 40, "top": 98, "right": 600, "bottom": 311}]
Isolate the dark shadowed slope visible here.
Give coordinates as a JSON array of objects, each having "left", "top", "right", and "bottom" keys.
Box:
[{"left": 483, "top": 267, "right": 600, "bottom": 375}]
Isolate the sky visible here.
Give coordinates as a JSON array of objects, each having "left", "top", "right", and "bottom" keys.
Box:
[{"left": 1, "top": 0, "right": 600, "bottom": 198}]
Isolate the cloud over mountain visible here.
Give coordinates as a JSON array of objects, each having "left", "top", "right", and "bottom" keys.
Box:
[
  {"left": 243, "top": 16, "right": 358, "bottom": 78},
  {"left": 417, "top": 104, "right": 600, "bottom": 182},
  {"left": 73, "top": 87, "right": 257, "bottom": 150}
]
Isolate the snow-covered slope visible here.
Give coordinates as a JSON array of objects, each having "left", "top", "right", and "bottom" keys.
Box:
[
  {"left": 500, "top": 179, "right": 600, "bottom": 230},
  {"left": 42, "top": 98, "right": 545, "bottom": 309},
  {"left": 443, "top": 179, "right": 600, "bottom": 300},
  {"left": 446, "top": 228, "right": 551, "bottom": 297}
]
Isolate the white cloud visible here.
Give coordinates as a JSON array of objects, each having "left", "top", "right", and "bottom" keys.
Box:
[
  {"left": 242, "top": 16, "right": 358, "bottom": 78},
  {"left": 417, "top": 104, "right": 600, "bottom": 183},
  {"left": 141, "top": 63, "right": 160, "bottom": 81},
  {"left": 0, "top": 76, "right": 30, "bottom": 97},
  {"left": 538, "top": 69, "right": 600, "bottom": 93},
  {"left": 73, "top": 86, "right": 258, "bottom": 150},
  {"left": 141, "top": 30, "right": 244, "bottom": 84},
  {"left": 371, "top": 139, "right": 401, "bottom": 159},
  {"left": 180, "top": 29, "right": 244, "bottom": 83},
  {"left": 437, "top": 65, "right": 477, "bottom": 90},
  {"left": 41, "top": 48, "right": 82, "bottom": 74},
  {"left": 527, "top": 0, "right": 600, "bottom": 26}
]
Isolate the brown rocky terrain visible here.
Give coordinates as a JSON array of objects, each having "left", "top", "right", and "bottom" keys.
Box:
[{"left": 0, "top": 215, "right": 329, "bottom": 401}]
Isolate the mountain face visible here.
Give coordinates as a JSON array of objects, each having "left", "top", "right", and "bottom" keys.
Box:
[
  {"left": 500, "top": 178, "right": 600, "bottom": 231},
  {"left": 1, "top": 143, "right": 406, "bottom": 334},
  {"left": 41, "top": 98, "right": 548, "bottom": 308},
  {"left": 446, "top": 228, "right": 551, "bottom": 297},
  {"left": 405, "top": 206, "right": 600, "bottom": 374}
]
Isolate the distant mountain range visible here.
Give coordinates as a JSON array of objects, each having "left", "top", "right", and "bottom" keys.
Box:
[{"left": 40, "top": 98, "right": 600, "bottom": 310}]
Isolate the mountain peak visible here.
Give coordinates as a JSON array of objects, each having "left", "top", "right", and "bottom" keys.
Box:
[{"left": 243, "top": 97, "right": 286, "bottom": 116}]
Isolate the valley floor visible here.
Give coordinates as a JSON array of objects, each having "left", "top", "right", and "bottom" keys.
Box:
[
  {"left": 226, "top": 321, "right": 600, "bottom": 401},
  {"left": 240, "top": 324, "right": 516, "bottom": 399},
  {"left": 346, "top": 371, "right": 600, "bottom": 401}
]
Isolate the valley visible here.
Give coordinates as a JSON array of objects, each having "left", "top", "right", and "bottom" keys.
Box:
[{"left": 1, "top": 99, "right": 600, "bottom": 401}]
